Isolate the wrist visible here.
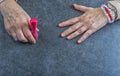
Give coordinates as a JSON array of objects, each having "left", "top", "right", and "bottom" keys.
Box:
[
  {"left": 0, "top": 0, "right": 16, "bottom": 11},
  {"left": 101, "top": 3, "right": 117, "bottom": 23},
  {"left": 99, "top": 8, "right": 108, "bottom": 24}
]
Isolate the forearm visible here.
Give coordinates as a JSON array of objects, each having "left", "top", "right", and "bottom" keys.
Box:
[{"left": 108, "top": 0, "right": 120, "bottom": 20}]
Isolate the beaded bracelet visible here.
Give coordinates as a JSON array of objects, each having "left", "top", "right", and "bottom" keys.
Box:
[
  {"left": 106, "top": 2, "right": 118, "bottom": 20},
  {"left": 101, "top": 3, "right": 117, "bottom": 23}
]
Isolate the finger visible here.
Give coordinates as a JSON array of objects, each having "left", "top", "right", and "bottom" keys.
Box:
[
  {"left": 67, "top": 25, "right": 88, "bottom": 40},
  {"left": 78, "top": 29, "right": 93, "bottom": 43},
  {"left": 9, "top": 29, "right": 18, "bottom": 41},
  {"left": 59, "top": 17, "right": 80, "bottom": 27},
  {"left": 16, "top": 29, "right": 28, "bottom": 42},
  {"left": 73, "top": 4, "right": 89, "bottom": 12},
  {"left": 4, "top": 19, "right": 11, "bottom": 35},
  {"left": 23, "top": 27, "right": 36, "bottom": 44},
  {"left": 4, "top": 19, "right": 18, "bottom": 41},
  {"left": 14, "top": 16, "right": 29, "bottom": 43},
  {"left": 22, "top": 14, "right": 36, "bottom": 44},
  {"left": 61, "top": 22, "right": 83, "bottom": 37}
]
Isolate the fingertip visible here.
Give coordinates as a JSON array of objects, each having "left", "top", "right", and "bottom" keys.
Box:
[
  {"left": 32, "top": 36, "right": 37, "bottom": 44},
  {"left": 67, "top": 36, "right": 72, "bottom": 40},
  {"left": 73, "top": 4, "right": 80, "bottom": 8},
  {"left": 77, "top": 40, "right": 82, "bottom": 44},
  {"left": 61, "top": 33, "right": 65, "bottom": 37},
  {"left": 32, "top": 39, "right": 36, "bottom": 44},
  {"left": 58, "top": 23, "right": 63, "bottom": 27},
  {"left": 73, "top": 4, "right": 77, "bottom": 7}
]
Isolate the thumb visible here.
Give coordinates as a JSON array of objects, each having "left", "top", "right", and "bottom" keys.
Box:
[{"left": 73, "top": 4, "right": 89, "bottom": 12}]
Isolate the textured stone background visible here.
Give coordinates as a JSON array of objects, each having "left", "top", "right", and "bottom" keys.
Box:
[{"left": 0, "top": 0, "right": 120, "bottom": 76}]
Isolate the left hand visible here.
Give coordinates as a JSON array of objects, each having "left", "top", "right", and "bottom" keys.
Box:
[{"left": 59, "top": 4, "right": 108, "bottom": 43}]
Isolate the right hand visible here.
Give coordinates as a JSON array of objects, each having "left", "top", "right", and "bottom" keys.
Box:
[
  {"left": 0, "top": 0, "right": 36, "bottom": 44},
  {"left": 59, "top": 4, "right": 108, "bottom": 43}
]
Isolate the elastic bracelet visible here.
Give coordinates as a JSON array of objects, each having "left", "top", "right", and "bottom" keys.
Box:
[
  {"left": 106, "top": 2, "right": 118, "bottom": 20},
  {"left": 105, "top": 5, "right": 115, "bottom": 22},
  {"left": 101, "top": 4, "right": 115, "bottom": 23}
]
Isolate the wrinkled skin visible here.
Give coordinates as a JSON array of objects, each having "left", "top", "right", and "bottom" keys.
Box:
[
  {"left": 0, "top": 1, "right": 108, "bottom": 44},
  {"left": 0, "top": 0, "right": 36, "bottom": 44},
  {"left": 59, "top": 4, "right": 108, "bottom": 43}
]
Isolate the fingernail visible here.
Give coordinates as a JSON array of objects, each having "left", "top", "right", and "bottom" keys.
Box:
[
  {"left": 73, "top": 4, "right": 77, "bottom": 6},
  {"left": 61, "top": 33, "right": 65, "bottom": 37},
  {"left": 33, "top": 42, "right": 36, "bottom": 44},
  {"left": 32, "top": 40, "right": 36, "bottom": 44},
  {"left": 78, "top": 40, "right": 82, "bottom": 44},
  {"left": 67, "top": 36, "right": 71, "bottom": 40},
  {"left": 59, "top": 24, "right": 62, "bottom": 27}
]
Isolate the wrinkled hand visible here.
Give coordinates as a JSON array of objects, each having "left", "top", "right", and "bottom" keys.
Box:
[
  {"left": 0, "top": 0, "right": 36, "bottom": 44},
  {"left": 59, "top": 4, "right": 108, "bottom": 43}
]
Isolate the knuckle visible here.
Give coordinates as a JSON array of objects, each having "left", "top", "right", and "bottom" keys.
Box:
[
  {"left": 15, "top": 18, "right": 20, "bottom": 25},
  {"left": 82, "top": 26, "right": 87, "bottom": 30},
  {"left": 77, "top": 29, "right": 82, "bottom": 33},
  {"left": 70, "top": 26, "right": 76, "bottom": 30},
  {"left": 77, "top": 26, "right": 87, "bottom": 33},
  {"left": 75, "top": 22, "right": 82, "bottom": 28},
  {"left": 5, "top": 25, "right": 14, "bottom": 31},
  {"left": 19, "top": 37, "right": 26, "bottom": 42},
  {"left": 21, "top": 19, "right": 28, "bottom": 26},
  {"left": 74, "top": 32, "right": 79, "bottom": 36},
  {"left": 26, "top": 34, "right": 32, "bottom": 38}
]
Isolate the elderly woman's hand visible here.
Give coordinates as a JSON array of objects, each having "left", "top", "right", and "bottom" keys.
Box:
[
  {"left": 0, "top": 0, "right": 36, "bottom": 44},
  {"left": 59, "top": 4, "right": 108, "bottom": 43}
]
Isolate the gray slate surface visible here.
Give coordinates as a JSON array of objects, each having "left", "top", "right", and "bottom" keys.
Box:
[{"left": 0, "top": 0, "right": 120, "bottom": 76}]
